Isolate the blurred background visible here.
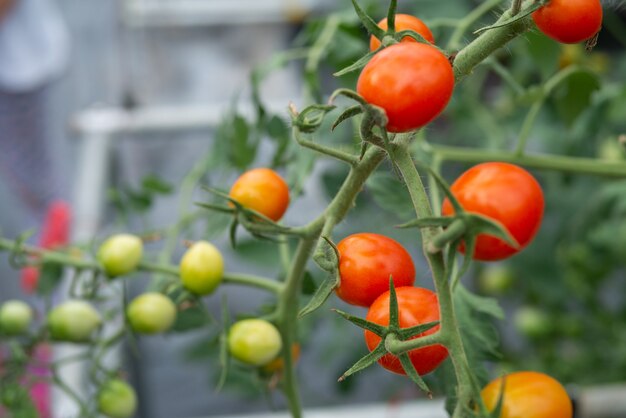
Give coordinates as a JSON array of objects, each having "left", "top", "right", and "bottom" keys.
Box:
[{"left": 1, "top": 0, "right": 626, "bottom": 417}]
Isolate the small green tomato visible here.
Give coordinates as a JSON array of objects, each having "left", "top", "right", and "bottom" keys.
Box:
[
  {"left": 48, "top": 300, "right": 102, "bottom": 342},
  {"left": 180, "top": 241, "right": 224, "bottom": 295},
  {"left": 98, "top": 379, "right": 138, "bottom": 418},
  {"left": 0, "top": 300, "right": 33, "bottom": 335},
  {"left": 478, "top": 265, "right": 515, "bottom": 296},
  {"left": 514, "top": 306, "right": 552, "bottom": 339},
  {"left": 127, "top": 293, "right": 176, "bottom": 334},
  {"left": 228, "top": 319, "right": 282, "bottom": 366},
  {"left": 98, "top": 234, "right": 144, "bottom": 277}
]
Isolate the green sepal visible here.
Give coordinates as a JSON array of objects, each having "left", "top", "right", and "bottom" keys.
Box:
[
  {"left": 350, "top": 0, "right": 385, "bottom": 40},
  {"left": 387, "top": 276, "right": 400, "bottom": 330},
  {"left": 331, "top": 105, "right": 363, "bottom": 131},
  {"left": 332, "top": 309, "right": 387, "bottom": 336},
  {"left": 312, "top": 236, "right": 339, "bottom": 273},
  {"left": 338, "top": 340, "right": 387, "bottom": 382},
  {"left": 334, "top": 48, "right": 381, "bottom": 77},
  {"left": 474, "top": 2, "right": 543, "bottom": 34},
  {"left": 464, "top": 213, "right": 520, "bottom": 250},
  {"left": 298, "top": 272, "right": 340, "bottom": 318},
  {"left": 397, "top": 217, "right": 456, "bottom": 229},
  {"left": 398, "top": 352, "right": 431, "bottom": 395},
  {"left": 386, "top": 0, "right": 398, "bottom": 33},
  {"left": 195, "top": 202, "right": 235, "bottom": 214},
  {"left": 398, "top": 321, "right": 440, "bottom": 339}
]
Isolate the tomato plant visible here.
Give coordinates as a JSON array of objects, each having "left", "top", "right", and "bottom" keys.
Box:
[
  {"left": 0, "top": 300, "right": 33, "bottom": 336},
  {"left": 98, "top": 234, "right": 144, "bottom": 278},
  {"left": 532, "top": 0, "right": 603, "bottom": 44},
  {"left": 228, "top": 319, "right": 283, "bottom": 366},
  {"left": 179, "top": 240, "right": 224, "bottom": 295},
  {"left": 126, "top": 293, "right": 176, "bottom": 334},
  {"left": 364, "top": 287, "right": 448, "bottom": 376},
  {"left": 369, "top": 14, "right": 435, "bottom": 51},
  {"left": 357, "top": 42, "right": 454, "bottom": 133},
  {"left": 442, "top": 162, "right": 545, "bottom": 261},
  {"left": 47, "top": 300, "right": 102, "bottom": 343},
  {"left": 97, "top": 379, "right": 138, "bottom": 418},
  {"left": 229, "top": 168, "right": 290, "bottom": 221},
  {"left": 481, "top": 371, "right": 573, "bottom": 418},
  {"left": 336, "top": 233, "right": 415, "bottom": 307}
]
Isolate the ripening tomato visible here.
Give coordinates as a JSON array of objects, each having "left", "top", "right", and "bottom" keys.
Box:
[
  {"left": 127, "top": 293, "right": 176, "bottom": 334},
  {"left": 369, "top": 14, "right": 435, "bottom": 51},
  {"left": 364, "top": 287, "right": 448, "bottom": 376},
  {"left": 98, "top": 234, "right": 144, "bottom": 278},
  {"left": 48, "top": 300, "right": 102, "bottom": 342},
  {"left": 97, "top": 379, "right": 137, "bottom": 418},
  {"left": 481, "top": 371, "right": 573, "bottom": 418},
  {"left": 441, "top": 162, "right": 544, "bottom": 261},
  {"left": 229, "top": 168, "right": 290, "bottom": 222},
  {"left": 228, "top": 319, "right": 282, "bottom": 366},
  {"left": 357, "top": 43, "right": 454, "bottom": 133},
  {"left": 532, "top": 0, "right": 602, "bottom": 44},
  {"left": 262, "top": 344, "right": 301, "bottom": 373},
  {"left": 336, "top": 233, "right": 415, "bottom": 307},
  {"left": 180, "top": 241, "right": 224, "bottom": 295},
  {"left": 0, "top": 300, "right": 33, "bottom": 335}
]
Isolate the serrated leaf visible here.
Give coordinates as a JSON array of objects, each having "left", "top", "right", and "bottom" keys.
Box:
[
  {"left": 367, "top": 173, "right": 414, "bottom": 219},
  {"left": 338, "top": 341, "right": 387, "bottom": 382},
  {"left": 299, "top": 273, "right": 340, "bottom": 317},
  {"left": 37, "top": 262, "right": 64, "bottom": 296},
  {"left": 333, "top": 309, "right": 387, "bottom": 336}
]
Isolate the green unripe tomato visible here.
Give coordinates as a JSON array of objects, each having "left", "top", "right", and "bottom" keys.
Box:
[
  {"left": 228, "top": 319, "right": 282, "bottom": 366},
  {"left": 0, "top": 300, "right": 33, "bottom": 335},
  {"left": 127, "top": 293, "right": 176, "bottom": 334},
  {"left": 48, "top": 300, "right": 102, "bottom": 342},
  {"left": 180, "top": 241, "right": 224, "bottom": 295},
  {"left": 478, "top": 265, "right": 515, "bottom": 296},
  {"left": 514, "top": 306, "right": 552, "bottom": 339},
  {"left": 98, "top": 379, "right": 137, "bottom": 418},
  {"left": 98, "top": 234, "right": 144, "bottom": 277}
]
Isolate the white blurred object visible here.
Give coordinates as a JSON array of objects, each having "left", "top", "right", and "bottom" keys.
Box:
[{"left": 123, "top": 0, "right": 332, "bottom": 27}]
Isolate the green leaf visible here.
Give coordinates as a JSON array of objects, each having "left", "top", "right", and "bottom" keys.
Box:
[
  {"left": 0, "top": 382, "right": 38, "bottom": 418},
  {"left": 333, "top": 309, "right": 387, "bottom": 336},
  {"left": 37, "top": 262, "right": 64, "bottom": 296},
  {"left": 141, "top": 175, "right": 174, "bottom": 195},
  {"left": 172, "top": 305, "right": 212, "bottom": 332},
  {"left": 366, "top": 173, "right": 414, "bottom": 219},
  {"left": 553, "top": 70, "right": 601, "bottom": 127},
  {"left": 526, "top": 31, "right": 561, "bottom": 79},
  {"left": 301, "top": 271, "right": 317, "bottom": 295},
  {"left": 338, "top": 340, "right": 387, "bottom": 382},
  {"left": 299, "top": 272, "right": 340, "bottom": 317}
]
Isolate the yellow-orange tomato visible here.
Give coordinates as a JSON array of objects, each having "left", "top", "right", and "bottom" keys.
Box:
[
  {"left": 481, "top": 371, "right": 573, "bottom": 418},
  {"left": 228, "top": 168, "right": 290, "bottom": 222},
  {"left": 370, "top": 14, "right": 435, "bottom": 51},
  {"left": 262, "top": 344, "right": 301, "bottom": 373}
]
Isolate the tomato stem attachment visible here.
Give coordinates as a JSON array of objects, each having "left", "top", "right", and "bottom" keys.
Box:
[{"left": 428, "top": 219, "right": 467, "bottom": 254}]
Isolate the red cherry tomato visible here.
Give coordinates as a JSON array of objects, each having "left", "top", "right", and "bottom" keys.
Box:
[
  {"left": 364, "top": 287, "right": 448, "bottom": 376},
  {"left": 441, "top": 162, "right": 544, "bottom": 261},
  {"left": 357, "top": 43, "right": 454, "bottom": 133},
  {"left": 481, "top": 371, "right": 573, "bottom": 418},
  {"left": 336, "top": 233, "right": 415, "bottom": 307},
  {"left": 229, "top": 168, "right": 290, "bottom": 222},
  {"left": 370, "top": 14, "right": 435, "bottom": 51},
  {"left": 532, "top": 0, "right": 602, "bottom": 44}
]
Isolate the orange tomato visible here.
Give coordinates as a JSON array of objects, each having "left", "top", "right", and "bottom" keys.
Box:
[
  {"left": 229, "top": 168, "right": 290, "bottom": 222},
  {"left": 481, "top": 371, "right": 573, "bottom": 418}
]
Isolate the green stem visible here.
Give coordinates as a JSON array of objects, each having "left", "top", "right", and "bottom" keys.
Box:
[
  {"left": 447, "top": 0, "right": 504, "bottom": 50},
  {"left": 453, "top": 8, "right": 533, "bottom": 81},
  {"left": 514, "top": 98, "right": 545, "bottom": 155},
  {"left": 392, "top": 144, "right": 477, "bottom": 417},
  {"left": 433, "top": 144, "right": 626, "bottom": 178},
  {"left": 428, "top": 219, "right": 466, "bottom": 254},
  {"left": 305, "top": 15, "right": 341, "bottom": 102}
]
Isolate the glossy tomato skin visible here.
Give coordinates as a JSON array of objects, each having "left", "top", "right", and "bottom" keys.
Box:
[
  {"left": 357, "top": 43, "right": 454, "bottom": 133},
  {"left": 228, "top": 319, "right": 283, "bottom": 366},
  {"left": 532, "top": 0, "right": 602, "bottom": 44},
  {"left": 441, "top": 162, "right": 544, "bottom": 261},
  {"left": 336, "top": 233, "right": 415, "bottom": 307},
  {"left": 370, "top": 14, "right": 435, "bottom": 51},
  {"left": 481, "top": 371, "right": 573, "bottom": 418},
  {"left": 365, "top": 287, "right": 448, "bottom": 376},
  {"left": 229, "top": 168, "right": 290, "bottom": 222},
  {"left": 179, "top": 241, "right": 224, "bottom": 295}
]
